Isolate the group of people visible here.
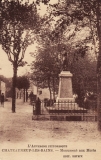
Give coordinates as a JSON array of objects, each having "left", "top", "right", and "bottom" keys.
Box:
[
  {"left": 73, "top": 91, "right": 96, "bottom": 108},
  {"left": 0, "top": 93, "right": 4, "bottom": 107}
]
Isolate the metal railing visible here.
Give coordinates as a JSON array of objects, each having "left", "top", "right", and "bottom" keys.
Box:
[{"left": 32, "top": 100, "right": 97, "bottom": 121}]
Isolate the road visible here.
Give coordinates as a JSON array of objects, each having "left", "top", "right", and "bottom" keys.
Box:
[{"left": 0, "top": 98, "right": 101, "bottom": 160}]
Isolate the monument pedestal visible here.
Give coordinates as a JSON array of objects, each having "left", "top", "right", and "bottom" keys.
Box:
[
  {"left": 45, "top": 71, "right": 88, "bottom": 121},
  {"left": 54, "top": 70, "right": 79, "bottom": 109},
  {"left": 56, "top": 71, "right": 75, "bottom": 102}
]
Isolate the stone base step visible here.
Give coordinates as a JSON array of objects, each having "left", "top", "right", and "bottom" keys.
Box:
[
  {"left": 32, "top": 115, "right": 97, "bottom": 121},
  {"left": 48, "top": 109, "right": 87, "bottom": 114},
  {"left": 32, "top": 115, "right": 50, "bottom": 120},
  {"left": 50, "top": 115, "right": 97, "bottom": 121}
]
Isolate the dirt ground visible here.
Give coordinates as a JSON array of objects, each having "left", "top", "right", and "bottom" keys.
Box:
[{"left": 0, "top": 99, "right": 101, "bottom": 160}]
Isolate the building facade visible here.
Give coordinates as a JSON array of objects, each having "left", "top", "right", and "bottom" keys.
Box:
[{"left": 0, "top": 80, "right": 6, "bottom": 98}]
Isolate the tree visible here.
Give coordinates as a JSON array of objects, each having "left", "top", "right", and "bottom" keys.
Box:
[
  {"left": 31, "top": 46, "right": 61, "bottom": 99},
  {"left": 6, "top": 78, "right": 12, "bottom": 98},
  {"left": 72, "top": 54, "right": 97, "bottom": 106},
  {"left": 45, "top": 0, "right": 101, "bottom": 129},
  {"left": 0, "top": 0, "right": 40, "bottom": 112},
  {"left": 16, "top": 76, "right": 30, "bottom": 102},
  {"left": 30, "top": 0, "right": 92, "bottom": 100},
  {"left": 80, "top": 0, "right": 101, "bottom": 131}
]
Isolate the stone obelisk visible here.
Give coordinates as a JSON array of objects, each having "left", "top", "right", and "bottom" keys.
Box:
[{"left": 57, "top": 71, "right": 75, "bottom": 102}]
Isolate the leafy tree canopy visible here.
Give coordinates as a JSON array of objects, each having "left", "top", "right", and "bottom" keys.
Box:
[{"left": 16, "top": 75, "right": 30, "bottom": 90}]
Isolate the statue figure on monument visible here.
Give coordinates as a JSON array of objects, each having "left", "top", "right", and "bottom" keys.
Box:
[{"left": 62, "top": 50, "right": 69, "bottom": 71}]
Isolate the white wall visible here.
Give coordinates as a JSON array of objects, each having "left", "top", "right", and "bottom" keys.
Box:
[
  {"left": 0, "top": 81, "right": 6, "bottom": 96},
  {"left": 38, "top": 88, "right": 50, "bottom": 100}
]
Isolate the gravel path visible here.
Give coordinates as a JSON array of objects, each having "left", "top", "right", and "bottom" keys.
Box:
[{"left": 0, "top": 99, "right": 101, "bottom": 160}]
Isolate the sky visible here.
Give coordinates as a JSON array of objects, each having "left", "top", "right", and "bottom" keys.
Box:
[
  {"left": 0, "top": 0, "right": 58, "bottom": 78},
  {"left": 0, "top": 0, "right": 91, "bottom": 78},
  {"left": 0, "top": 45, "right": 36, "bottom": 78}
]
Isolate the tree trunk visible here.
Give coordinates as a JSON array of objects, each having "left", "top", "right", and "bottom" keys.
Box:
[
  {"left": 48, "top": 77, "right": 52, "bottom": 100},
  {"left": 26, "top": 89, "right": 28, "bottom": 102},
  {"left": 96, "top": 24, "right": 101, "bottom": 129},
  {"left": 52, "top": 77, "right": 56, "bottom": 100},
  {"left": 97, "top": 40, "right": 101, "bottom": 131},
  {"left": 49, "top": 88, "right": 52, "bottom": 100},
  {"left": 97, "top": 73, "right": 101, "bottom": 130},
  {"left": 23, "top": 89, "right": 25, "bottom": 102},
  {"left": 12, "top": 63, "right": 17, "bottom": 113},
  {"left": 96, "top": 1, "right": 101, "bottom": 130}
]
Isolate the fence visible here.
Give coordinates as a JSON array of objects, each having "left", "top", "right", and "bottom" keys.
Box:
[{"left": 32, "top": 99, "right": 97, "bottom": 121}]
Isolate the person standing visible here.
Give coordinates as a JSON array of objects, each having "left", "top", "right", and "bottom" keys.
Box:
[
  {"left": 1, "top": 93, "right": 4, "bottom": 107},
  {"left": 29, "top": 91, "right": 34, "bottom": 105},
  {"left": 35, "top": 97, "right": 41, "bottom": 115}
]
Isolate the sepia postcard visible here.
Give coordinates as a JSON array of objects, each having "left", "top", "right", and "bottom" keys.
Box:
[{"left": 0, "top": 0, "right": 101, "bottom": 160}]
